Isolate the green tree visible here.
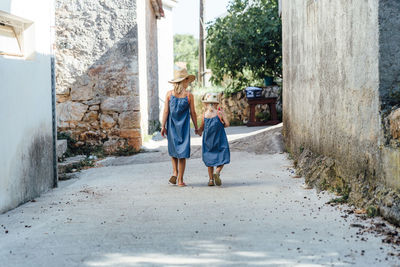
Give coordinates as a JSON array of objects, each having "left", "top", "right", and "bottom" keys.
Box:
[
  {"left": 207, "top": 0, "right": 282, "bottom": 93},
  {"left": 173, "top": 34, "right": 199, "bottom": 77}
]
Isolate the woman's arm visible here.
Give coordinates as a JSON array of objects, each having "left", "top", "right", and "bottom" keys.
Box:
[
  {"left": 161, "top": 91, "right": 171, "bottom": 137},
  {"left": 188, "top": 93, "right": 198, "bottom": 132}
]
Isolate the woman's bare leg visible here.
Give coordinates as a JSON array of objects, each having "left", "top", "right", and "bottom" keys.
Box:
[
  {"left": 171, "top": 157, "right": 178, "bottom": 177},
  {"left": 178, "top": 158, "right": 186, "bottom": 184}
]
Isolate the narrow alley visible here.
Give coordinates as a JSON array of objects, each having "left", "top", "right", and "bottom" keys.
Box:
[{"left": 1, "top": 125, "right": 399, "bottom": 266}]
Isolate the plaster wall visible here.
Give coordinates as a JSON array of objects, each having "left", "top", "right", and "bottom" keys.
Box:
[
  {"left": 282, "top": 0, "right": 382, "bottom": 181},
  {"left": 282, "top": 0, "right": 400, "bottom": 220},
  {"left": 157, "top": 0, "right": 177, "bottom": 122},
  {"left": 0, "top": 0, "right": 55, "bottom": 213}
]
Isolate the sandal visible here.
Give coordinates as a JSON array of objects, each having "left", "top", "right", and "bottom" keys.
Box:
[
  {"left": 169, "top": 176, "right": 177, "bottom": 185},
  {"left": 214, "top": 173, "right": 222, "bottom": 186},
  {"left": 178, "top": 182, "right": 186, "bottom": 187},
  {"left": 208, "top": 179, "right": 215, "bottom": 186}
]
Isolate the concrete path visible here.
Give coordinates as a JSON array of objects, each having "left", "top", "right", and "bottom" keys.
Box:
[{"left": 1, "top": 125, "right": 400, "bottom": 266}]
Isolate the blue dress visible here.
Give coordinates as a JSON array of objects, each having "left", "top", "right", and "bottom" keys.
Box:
[
  {"left": 202, "top": 116, "right": 230, "bottom": 167},
  {"left": 167, "top": 95, "right": 191, "bottom": 158}
]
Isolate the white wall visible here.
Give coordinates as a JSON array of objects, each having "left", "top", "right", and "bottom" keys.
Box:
[
  {"left": 158, "top": 0, "right": 177, "bottom": 121},
  {"left": 0, "top": 0, "right": 55, "bottom": 213}
]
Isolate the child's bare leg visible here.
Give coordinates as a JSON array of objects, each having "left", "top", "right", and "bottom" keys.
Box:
[
  {"left": 171, "top": 157, "right": 178, "bottom": 177},
  {"left": 214, "top": 165, "right": 223, "bottom": 186},
  {"left": 216, "top": 165, "right": 224, "bottom": 174},
  {"left": 208, "top": 167, "right": 214, "bottom": 180},
  {"left": 178, "top": 158, "right": 186, "bottom": 184}
]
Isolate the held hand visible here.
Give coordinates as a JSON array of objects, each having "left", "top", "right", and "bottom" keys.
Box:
[{"left": 161, "top": 127, "right": 167, "bottom": 138}]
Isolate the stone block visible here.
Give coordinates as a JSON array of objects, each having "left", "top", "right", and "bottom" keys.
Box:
[
  {"left": 120, "top": 129, "right": 141, "bottom": 139},
  {"left": 71, "top": 86, "right": 93, "bottom": 101},
  {"left": 56, "top": 139, "right": 68, "bottom": 159},
  {"left": 127, "top": 137, "right": 142, "bottom": 151},
  {"left": 100, "top": 96, "right": 140, "bottom": 112},
  {"left": 100, "top": 114, "right": 116, "bottom": 129},
  {"left": 57, "top": 101, "right": 88, "bottom": 122},
  {"left": 89, "top": 105, "right": 100, "bottom": 111},
  {"left": 56, "top": 94, "right": 70, "bottom": 103},
  {"left": 83, "top": 111, "right": 99, "bottom": 122},
  {"left": 118, "top": 111, "right": 140, "bottom": 129}
]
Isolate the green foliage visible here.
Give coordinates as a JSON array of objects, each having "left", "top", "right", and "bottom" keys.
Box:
[
  {"left": 207, "top": 0, "right": 282, "bottom": 93},
  {"left": 174, "top": 34, "right": 199, "bottom": 76},
  {"left": 57, "top": 132, "right": 105, "bottom": 158}
]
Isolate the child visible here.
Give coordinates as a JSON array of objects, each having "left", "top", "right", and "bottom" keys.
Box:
[
  {"left": 161, "top": 68, "right": 198, "bottom": 187},
  {"left": 198, "top": 93, "right": 230, "bottom": 186}
]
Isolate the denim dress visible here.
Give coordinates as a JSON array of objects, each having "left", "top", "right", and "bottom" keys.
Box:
[
  {"left": 202, "top": 116, "right": 230, "bottom": 167},
  {"left": 167, "top": 95, "right": 191, "bottom": 158}
]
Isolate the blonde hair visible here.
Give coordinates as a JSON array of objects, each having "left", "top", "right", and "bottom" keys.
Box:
[
  {"left": 205, "top": 103, "right": 218, "bottom": 113},
  {"left": 173, "top": 81, "right": 185, "bottom": 95}
]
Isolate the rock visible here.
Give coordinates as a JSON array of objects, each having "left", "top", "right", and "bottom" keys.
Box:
[
  {"left": 100, "top": 96, "right": 140, "bottom": 113},
  {"left": 83, "top": 99, "right": 101, "bottom": 106},
  {"left": 56, "top": 139, "right": 68, "bottom": 159},
  {"left": 58, "top": 155, "right": 86, "bottom": 174},
  {"left": 389, "top": 108, "right": 400, "bottom": 139},
  {"left": 89, "top": 105, "right": 100, "bottom": 111},
  {"left": 57, "top": 101, "right": 88, "bottom": 122},
  {"left": 83, "top": 111, "right": 99, "bottom": 122},
  {"left": 80, "top": 131, "right": 100, "bottom": 141},
  {"left": 58, "top": 172, "right": 78, "bottom": 181},
  {"left": 120, "top": 129, "right": 141, "bottom": 139},
  {"left": 56, "top": 94, "right": 70, "bottom": 103},
  {"left": 103, "top": 139, "right": 127, "bottom": 154},
  {"left": 70, "top": 86, "right": 93, "bottom": 101},
  {"left": 100, "top": 114, "right": 116, "bottom": 129},
  {"left": 127, "top": 137, "right": 142, "bottom": 151},
  {"left": 118, "top": 111, "right": 140, "bottom": 129}
]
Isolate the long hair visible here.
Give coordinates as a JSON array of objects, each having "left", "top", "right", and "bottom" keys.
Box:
[{"left": 173, "top": 81, "right": 185, "bottom": 95}]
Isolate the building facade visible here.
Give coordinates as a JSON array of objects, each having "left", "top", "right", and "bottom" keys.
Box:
[
  {"left": 0, "top": 0, "right": 56, "bottom": 213},
  {"left": 282, "top": 0, "right": 400, "bottom": 224}
]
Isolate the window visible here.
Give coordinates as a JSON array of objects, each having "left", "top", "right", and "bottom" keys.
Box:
[
  {"left": 0, "top": 23, "right": 23, "bottom": 57},
  {"left": 0, "top": 11, "right": 32, "bottom": 58}
]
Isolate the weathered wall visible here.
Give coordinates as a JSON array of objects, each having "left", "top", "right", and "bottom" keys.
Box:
[
  {"left": 220, "top": 86, "right": 281, "bottom": 124},
  {"left": 0, "top": 0, "right": 55, "bottom": 213},
  {"left": 157, "top": 0, "right": 177, "bottom": 124},
  {"left": 379, "top": 1, "right": 400, "bottom": 191},
  {"left": 137, "top": 0, "right": 160, "bottom": 136},
  {"left": 282, "top": 0, "right": 400, "bottom": 224},
  {"left": 55, "top": 0, "right": 142, "bottom": 153}
]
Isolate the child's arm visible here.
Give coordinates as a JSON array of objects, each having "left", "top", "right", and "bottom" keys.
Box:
[
  {"left": 161, "top": 91, "right": 171, "bottom": 137},
  {"left": 218, "top": 108, "right": 230, "bottom": 128},
  {"left": 198, "top": 112, "right": 205, "bottom": 136},
  {"left": 188, "top": 93, "right": 199, "bottom": 132}
]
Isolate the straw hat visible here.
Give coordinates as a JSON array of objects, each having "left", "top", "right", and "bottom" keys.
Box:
[
  {"left": 202, "top": 92, "right": 219, "bottom": 104},
  {"left": 168, "top": 67, "right": 196, "bottom": 83}
]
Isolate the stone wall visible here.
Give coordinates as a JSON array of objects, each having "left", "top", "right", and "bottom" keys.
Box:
[
  {"left": 221, "top": 86, "right": 281, "bottom": 124},
  {"left": 282, "top": 0, "right": 400, "bottom": 224},
  {"left": 55, "top": 0, "right": 141, "bottom": 153},
  {"left": 193, "top": 86, "right": 281, "bottom": 125}
]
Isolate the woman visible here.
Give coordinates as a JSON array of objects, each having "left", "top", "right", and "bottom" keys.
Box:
[{"left": 161, "top": 68, "right": 198, "bottom": 187}]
